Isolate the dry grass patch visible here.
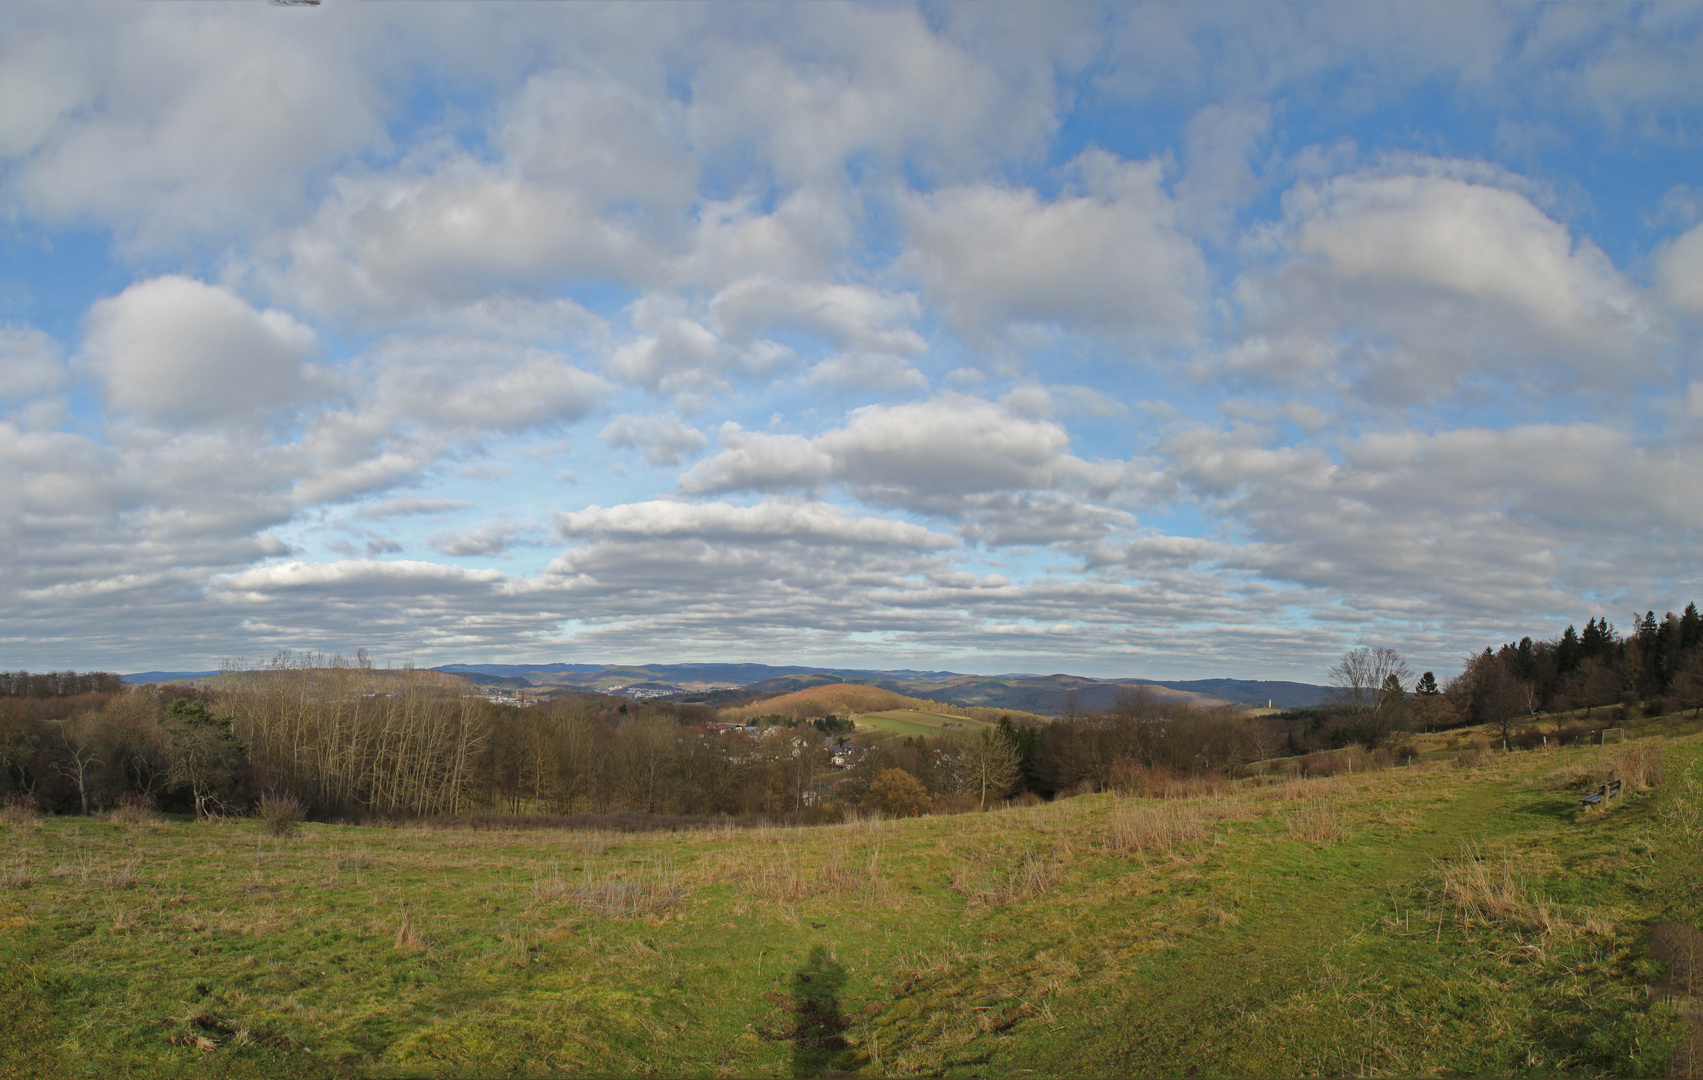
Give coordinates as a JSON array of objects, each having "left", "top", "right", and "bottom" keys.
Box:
[
  {"left": 950, "top": 846, "right": 1061, "bottom": 906},
  {"left": 533, "top": 858, "right": 689, "bottom": 920},
  {"left": 106, "top": 793, "right": 161, "bottom": 829},
  {"left": 1107, "top": 802, "right": 1210, "bottom": 855},
  {"left": 1286, "top": 800, "right": 1352, "bottom": 844},
  {"left": 1616, "top": 745, "right": 1664, "bottom": 790},
  {"left": 1430, "top": 843, "right": 1569, "bottom": 937},
  {"left": 1, "top": 792, "right": 41, "bottom": 828},
  {"left": 1662, "top": 760, "right": 1703, "bottom": 841},
  {"left": 393, "top": 908, "right": 427, "bottom": 953}
]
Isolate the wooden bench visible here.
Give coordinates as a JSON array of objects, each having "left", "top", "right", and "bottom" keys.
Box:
[{"left": 1581, "top": 778, "right": 1624, "bottom": 807}]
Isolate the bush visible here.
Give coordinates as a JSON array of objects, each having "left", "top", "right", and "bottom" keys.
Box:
[
  {"left": 866, "top": 768, "right": 930, "bottom": 818},
  {"left": 1299, "top": 751, "right": 1342, "bottom": 778},
  {"left": 107, "top": 792, "right": 159, "bottom": 827},
  {"left": 1615, "top": 746, "right": 1663, "bottom": 790},
  {"left": 0, "top": 792, "right": 41, "bottom": 827},
  {"left": 256, "top": 792, "right": 306, "bottom": 837}
]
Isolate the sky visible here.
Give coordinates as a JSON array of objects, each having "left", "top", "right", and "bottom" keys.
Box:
[{"left": 1, "top": 2, "right": 1701, "bottom": 681}]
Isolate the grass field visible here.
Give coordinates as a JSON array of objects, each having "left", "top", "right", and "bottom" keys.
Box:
[
  {"left": 852, "top": 710, "right": 994, "bottom": 739},
  {"left": 2, "top": 730, "right": 1699, "bottom": 1078}
]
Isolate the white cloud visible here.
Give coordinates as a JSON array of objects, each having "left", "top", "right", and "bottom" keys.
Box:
[
  {"left": 679, "top": 396, "right": 1151, "bottom": 547},
  {"left": 683, "top": 4, "right": 1062, "bottom": 187},
  {"left": 274, "top": 160, "right": 658, "bottom": 322},
  {"left": 1225, "top": 167, "right": 1660, "bottom": 402},
  {"left": 428, "top": 521, "right": 547, "bottom": 558},
  {"left": 498, "top": 68, "right": 697, "bottom": 222},
  {"left": 356, "top": 497, "right": 473, "bottom": 520},
  {"left": 3, "top": 6, "right": 391, "bottom": 249},
  {"left": 901, "top": 150, "right": 1207, "bottom": 344},
  {"left": 554, "top": 499, "right": 954, "bottom": 550},
  {"left": 1160, "top": 421, "right": 1703, "bottom": 618},
  {"left": 708, "top": 278, "right": 924, "bottom": 355},
  {"left": 82, "top": 276, "right": 320, "bottom": 426},
  {"left": 0, "top": 324, "right": 66, "bottom": 402},
  {"left": 806, "top": 353, "right": 927, "bottom": 393},
  {"left": 599, "top": 413, "right": 709, "bottom": 466},
  {"left": 1656, "top": 222, "right": 1703, "bottom": 316}
]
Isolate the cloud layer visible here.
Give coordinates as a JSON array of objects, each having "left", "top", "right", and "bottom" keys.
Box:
[{"left": 0, "top": 3, "right": 1698, "bottom": 680}]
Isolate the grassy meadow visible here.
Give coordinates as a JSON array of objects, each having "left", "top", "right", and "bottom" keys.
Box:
[
  {"left": 851, "top": 710, "right": 994, "bottom": 740},
  {"left": 2, "top": 727, "right": 1700, "bottom": 1078}
]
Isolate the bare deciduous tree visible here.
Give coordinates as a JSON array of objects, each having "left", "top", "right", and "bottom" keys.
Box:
[
  {"left": 1327, "top": 647, "right": 1412, "bottom": 746},
  {"left": 957, "top": 728, "right": 1021, "bottom": 810}
]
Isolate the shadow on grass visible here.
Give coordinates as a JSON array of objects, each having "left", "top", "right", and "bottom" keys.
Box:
[{"left": 789, "top": 945, "right": 851, "bottom": 1078}]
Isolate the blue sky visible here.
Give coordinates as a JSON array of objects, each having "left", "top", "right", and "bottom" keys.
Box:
[{"left": 1, "top": 2, "right": 1700, "bottom": 681}]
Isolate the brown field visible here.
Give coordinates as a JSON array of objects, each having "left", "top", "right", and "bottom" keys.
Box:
[{"left": 718, "top": 683, "right": 923, "bottom": 722}]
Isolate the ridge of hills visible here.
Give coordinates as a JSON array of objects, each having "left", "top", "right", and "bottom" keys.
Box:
[{"left": 121, "top": 663, "right": 1328, "bottom": 714}]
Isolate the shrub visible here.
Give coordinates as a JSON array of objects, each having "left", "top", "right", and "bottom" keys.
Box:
[
  {"left": 866, "top": 768, "right": 929, "bottom": 818},
  {"left": 1614, "top": 745, "right": 1662, "bottom": 790},
  {"left": 1513, "top": 726, "right": 1546, "bottom": 751},
  {"left": 1299, "top": 751, "right": 1342, "bottom": 778},
  {"left": 256, "top": 792, "right": 306, "bottom": 837},
  {"left": 0, "top": 793, "right": 41, "bottom": 827},
  {"left": 1452, "top": 748, "right": 1487, "bottom": 769},
  {"left": 107, "top": 792, "right": 160, "bottom": 828}
]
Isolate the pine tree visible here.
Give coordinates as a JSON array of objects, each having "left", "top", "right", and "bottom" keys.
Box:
[{"left": 1682, "top": 602, "right": 1703, "bottom": 651}]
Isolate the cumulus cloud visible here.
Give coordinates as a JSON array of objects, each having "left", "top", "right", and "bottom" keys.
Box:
[
  {"left": 1656, "top": 222, "right": 1703, "bottom": 316},
  {"left": 901, "top": 149, "right": 1207, "bottom": 344},
  {"left": 82, "top": 276, "right": 320, "bottom": 426},
  {"left": 428, "top": 521, "right": 548, "bottom": 558},
  {"left": 806, "top": 353, "right": 928, "bottom": 392},
  {"left": 0, "top": 324, "right": 66, "bottom": 402},
  {"left": 679, "top": 396, "right": 1151, "bottom": 546},
  {"left": 708, "top": 279, "right": 924, "bottom": 355},
  {"left": 1222, "top": 167, "right": 1660, "bottom": 402},
  {"left": 1160, "top": 421, "right": 1703, "bottom": 618},
  {"left": 684, "top": 3, "right": 1062, "bottom": 186},
  {"left": 4, "top": 5, "right": 1700, "bottom": 680},
  {"left": 554, "top": 499, "right": 955, "bottom": 549},
  {"left": 599, "top": 413, "right": 709, "bottom": 466},
  {"left": 2, "top": 6, "right": 391, "bottom": 249},
  {"left": 356, "top": 497, "right": 473, "bottom": 520}
]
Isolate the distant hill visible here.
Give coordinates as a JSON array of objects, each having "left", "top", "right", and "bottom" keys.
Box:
[
  {"left": 719, "top": 683, "right": 913, "bottom": 722},
  {"left": 122, "top": 670, "right": 221, "bottom": 684},
  {"left": 1143, "top": 679, "right": 1329, "bottom": 709},
  {"left": 120, "top": 661, "right": 1328, "bottom": 714}
]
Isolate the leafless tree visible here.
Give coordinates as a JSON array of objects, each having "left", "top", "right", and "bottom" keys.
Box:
[
  {"left": 50, "top": 716, "right": 104, "bottom": 815},
  {"left": 958, "top": 728, "right": 1021, "bottom": 810},
  {"left": 1328, "top": 647, "right": 1412, "bottom": 746}
]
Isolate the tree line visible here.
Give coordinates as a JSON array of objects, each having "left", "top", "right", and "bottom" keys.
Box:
[
  {"left": 0, "top": 670, "right": 125, "bottom": 697},
  {"left": 0, "top": 658, "right": 1260, "bottom": 819},
  {"left": 7, "top": 609, "right": 1697, "bottom": 822}
]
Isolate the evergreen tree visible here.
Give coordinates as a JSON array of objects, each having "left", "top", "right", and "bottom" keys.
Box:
[
  {"left": 1414, "top": 671, "right": 1440, "bottom": 696},
  {"left": 1556, "top": 625, "right": 1581, "bottom": 673},
  {"left": 1682, "top": 602, "right": 1703, "bottom": 651}
]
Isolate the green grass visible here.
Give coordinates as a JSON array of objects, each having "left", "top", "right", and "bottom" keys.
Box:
[
  {"left": 852, "top": 710, "right": 992, "bottom": 739},
  {"left": 1, "top": 734, "right": 1698, "bottom": 1078}
]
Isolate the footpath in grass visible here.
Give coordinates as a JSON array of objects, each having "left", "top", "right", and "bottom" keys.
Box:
[{"left": 0, "top": 733, "right": 1697, "bottom": 1078}]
